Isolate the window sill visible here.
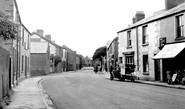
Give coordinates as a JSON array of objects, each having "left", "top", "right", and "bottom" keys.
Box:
[
  {"left": 143, "top": 72, "right": 149, "bottom": 75},
  {"left": 142, "top": 43, "right": 149, "bottom": 46},
  {"left": 175, "top": 36, "right": 185, "bottom": 41},
  {"left": 127, "top": 46, "right": 132, "bottom": 49}
]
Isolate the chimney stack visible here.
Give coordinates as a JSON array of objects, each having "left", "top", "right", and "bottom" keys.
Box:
[
  {"left": 132, "top": 17, "right": 136, "bottom": 24},
  {"left": 36, "top": 29, "right": 44, "bottom": 36},
  {"left": 132, "top": 11, "right": 145, "bottom": 24},
  {"left": 165, "top": 0, "right": 185, "bottom": 10},
  {"left": 45, "top": 35, "right": 51, "bottom": 40}
]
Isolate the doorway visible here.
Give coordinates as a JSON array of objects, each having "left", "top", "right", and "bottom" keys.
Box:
[
  {"left": 154, "top": 59, "right": 160, "bottom": 81},
  {"left": 9, "top": 58, "right": 11, "bottom": 89},
  {"left": 25, "top": 56, "right": 27, "bottom": 78}
]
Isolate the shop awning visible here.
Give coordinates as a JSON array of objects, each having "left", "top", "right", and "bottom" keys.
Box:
[{"left": 152, "top": 42, "right": 185, "bottom": 59}]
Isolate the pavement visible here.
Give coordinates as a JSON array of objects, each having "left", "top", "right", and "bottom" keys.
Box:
[
  {"left": 3, "top": 77, "right": 47, "bottom": 109},
  {"left": 3, "top": 72, "right": 185, "bottom": 109},
  {"left": 101, "top": 72, "right": 185, "bottom": 90}
]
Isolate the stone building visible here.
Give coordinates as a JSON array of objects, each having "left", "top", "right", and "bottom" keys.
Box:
[{"left": 118, "top": 0, "right": 185, "bottom": 82}]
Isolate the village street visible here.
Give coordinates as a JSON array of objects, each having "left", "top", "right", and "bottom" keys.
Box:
[{"left": 41, "top": 69, "right": 185, "bottom": 109}]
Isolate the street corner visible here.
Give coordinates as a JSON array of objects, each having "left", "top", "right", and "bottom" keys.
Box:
[{"left": 38, "top": 78, "right": 56, "bottom": 109}]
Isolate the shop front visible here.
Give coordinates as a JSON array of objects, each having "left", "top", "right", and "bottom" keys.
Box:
[{"left": 153, "top": 42, "right": 185, "bottom": 84}]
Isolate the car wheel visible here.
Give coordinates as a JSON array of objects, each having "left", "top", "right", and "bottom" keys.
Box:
[{"left": 110, "top": 76, "right": 113, "bottom": 80}]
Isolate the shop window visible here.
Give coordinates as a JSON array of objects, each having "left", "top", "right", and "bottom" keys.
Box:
[
  {"left": 142, "top": 25, "right": 148, "bottom": 45},
  {"left": 125, "top": 55, "right": 135, "bottom": 73},
  {"left": 143, "top": 55, "right": 149, "bottom": 73},
  {"left": 127, "top": 31, "right": 132, "bottom": 48},
  {"left": 125, "top": 55, "right": 134, "bottom": 65},
  {"left": 176, "top": 15, "right": 184, "bottom": 39}
]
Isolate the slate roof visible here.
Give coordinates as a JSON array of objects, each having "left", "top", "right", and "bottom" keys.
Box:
[
  {"left": 31, "top": 32, "right": 62, "bottom": 48},
  {"left": 118, "top": 2, "right": 185, "bottom": 33},
  {"left": 31, "top": 42, "right": 48, "bottom": 53}
]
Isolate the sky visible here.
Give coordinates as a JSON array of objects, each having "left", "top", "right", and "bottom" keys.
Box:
[{"left": 16, "top": 0, "right": 165, "bottom": 57}]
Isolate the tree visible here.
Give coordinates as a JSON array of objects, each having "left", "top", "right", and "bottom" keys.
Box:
[
  {"left": 92, "top": 46, "right": 106, "bottom": 60},
  {"left": 0, "top": 11, "right": 18, "bottom": 40},
  {"left": 50, "top": 54, "right": 62, "bottom": 66}
]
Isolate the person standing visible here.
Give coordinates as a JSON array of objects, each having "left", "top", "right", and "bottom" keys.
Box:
[
  {"left": 109, "top": 63, "right": 114, "bottom": 80},
  {"left": 166, "top": 70, "right": 172, "bottom": 85}
]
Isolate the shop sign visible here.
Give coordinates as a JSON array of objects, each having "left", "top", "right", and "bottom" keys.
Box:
[{"left": 159, "top": 37, "right": 166, "bottom": 49}]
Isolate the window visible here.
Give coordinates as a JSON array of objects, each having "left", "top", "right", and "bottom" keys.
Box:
[
  {"left": 142, "top": 25, "right": 148, "bottom": 44},
  {"left": 27, "top": 34, "right": 30, "bottom": 49},
  {"left": 119, "top": 57, "right": 123, "bottom": 64},
  {"left": 125, "top": 55, "right": 134, "bottom": 65},
  {"left": 176, "top": 15, "right": 184, "bottom": 38},
  {"left": 22, "top": 28, "right": 24, "bottom": 45},
  {"left": 63, "top": 50, "right": 66, "bottom": 58},
  {"left": 143, "top": 55, "right": 149, "bottom": 72},
  {"left": 127, "top": 31, "right": 131, "bottom": 47}
]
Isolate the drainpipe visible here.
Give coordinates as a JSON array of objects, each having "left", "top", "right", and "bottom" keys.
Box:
[
  {"left": 16, "top": 32, "right": 19, "bottom": 85},
  {"left": 136, "top": 27, "right": 139, "bottom": 71}
]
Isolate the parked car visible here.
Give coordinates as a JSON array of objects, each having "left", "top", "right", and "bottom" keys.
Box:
[{"left": 110, "top": 64, "right": 139, "bottom": 81}]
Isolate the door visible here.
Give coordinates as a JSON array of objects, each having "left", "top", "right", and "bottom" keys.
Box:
[
  {"left": 9, "top": 58, "right": 11, "bottom": 89},
  {"left": 25, "top": 56, "right": 27, "bottom": 78},
  {"left": 154, "top": 59, "right": 160, "bottom": 81}
]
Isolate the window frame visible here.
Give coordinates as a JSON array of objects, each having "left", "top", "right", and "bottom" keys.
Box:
[
  {"left": 125, "top": 55, "right": 134, "bottom": 65},
  {"left": 127, "top": 31, "right": 132, "bottom": 48},
  {"left": 143, "top": 54, "right": 149, "bottom": 73},
  {"left": 22, "top": 28, "right": 24, "bottom": 45},
  {"left": 142, "top": 25, "right": 148, "bottom": 45},
  {"left": 176, "top": 14, "right": 184, "bottom": 39}
]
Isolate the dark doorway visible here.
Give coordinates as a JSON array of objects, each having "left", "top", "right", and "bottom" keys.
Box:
[
  {"left": 163, "top": 58, "right": 176, "bottom": 82},
  {"left": 9, "top": 58, "right": 11, "bottom": 89},
  {"left": 2, "top": 75, "right": 4, "bottom": 97},
  {"left": 154, "top": 59, "right": 160, "bottom": 81},
  {"left": 25, "top": 56, "right": 27, "bottom": 78}
]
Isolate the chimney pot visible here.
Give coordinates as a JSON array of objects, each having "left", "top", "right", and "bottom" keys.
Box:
[
  {"left": 45, "top": 35, "right": 51, "bottom": 40},
  {"left": 165, "top": 0, "right": 185, "bottom": 10},
  {"left": 133, "top": 11, "right": 145, "bottom": 23}
]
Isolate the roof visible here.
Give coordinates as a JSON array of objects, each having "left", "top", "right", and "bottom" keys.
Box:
[
  {"left": 31, "top": 32, "right": 62, "bottom": 48},
  {"left": 31, "top": 42, "right": 48, "bottom": 53},
  {"left": 22, "top": 24, "right": 31, "bottom": 34},
  {"left": 107, "top": 37, "right": 118, "bottom": 50},
  {"left": 118, "top": 2, "right": 185, "bottom": 33},
  {"left": 14, "top": 0, "right": 22, "bottom": 24}
]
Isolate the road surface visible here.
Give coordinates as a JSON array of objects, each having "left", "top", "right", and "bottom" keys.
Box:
[{"left": 42, "top": 70, "right": 185, "bottom": 109}]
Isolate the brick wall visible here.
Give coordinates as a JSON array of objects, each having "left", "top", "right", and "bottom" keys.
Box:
[
  {"left": 30, "top": 53, "right": 47, "bottom": 76},
  {"left": 0, "top": 46, "right": 10, "bottom": 101}
]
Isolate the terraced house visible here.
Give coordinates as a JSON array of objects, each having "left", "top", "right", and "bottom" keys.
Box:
[
  {"left": 0, "top": 0, "right": 31, "bottom": 86},
  {"left": 118, "top": 0, "right": 185, "bottom": 83},
  {"left": 0, "top": 0, "right": 31, "bottom": 104},
  {"left": 31, "top": 30, "right": 64, "bottom": 73}
]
